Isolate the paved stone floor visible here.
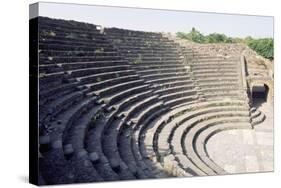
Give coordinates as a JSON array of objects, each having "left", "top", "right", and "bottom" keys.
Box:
[{"left": 206, "top": 100, "right": 273, "bottom": 174}]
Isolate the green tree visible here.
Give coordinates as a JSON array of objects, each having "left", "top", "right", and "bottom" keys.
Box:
[
  {"left": 247, "top": 38, "right": 274, "bottom": 59},
  {"left": 176, "top": 28, "right": 274, "bottom": 59},
  {"left": 206, "top": 33, "right": 227, "bottom": 43},
  {"left": 176, "top": 28, "right": 205, "bottom": 43}
]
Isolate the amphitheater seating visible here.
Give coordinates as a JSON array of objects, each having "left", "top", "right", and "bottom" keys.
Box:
[
  {"left": 140, "top": 100, "right": 251, "bottom": 176},
  {"left": 179, "top": 46, "right": 247, "bottom": 101},
  {"left": 105, "top": 28, "right": 200, "bottom": 108},
  {"left": 37, "top": 17, "right": 257, "bottom": 185}
]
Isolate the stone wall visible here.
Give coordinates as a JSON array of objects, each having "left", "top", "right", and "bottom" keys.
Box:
[
  {"left": 163, "top": 33, "right": 274, "bottom": 103},
  {"left": 164, "top": 34, "right": 273, "bottom": 76}
]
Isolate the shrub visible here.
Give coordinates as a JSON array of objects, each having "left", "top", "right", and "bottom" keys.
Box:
[
  {"left": 176, "top": 28, "right": 206, "bottom": 43},
  {"left": 246, "top": 38, "right": 274, "bottom": 60},
  {"left": 176, "top": 28, "right": 274, "bottom": 59}
]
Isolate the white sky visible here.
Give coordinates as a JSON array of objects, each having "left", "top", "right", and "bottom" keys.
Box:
[{"left": 37, "top": 2, "right": 274, "bottom": 38}]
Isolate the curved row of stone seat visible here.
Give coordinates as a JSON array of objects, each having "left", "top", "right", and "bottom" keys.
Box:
[
  {"left": 39, "top": 43, "right": 115, "bottom": 53},
  {"left": 38, "top": 18, "right": 141, "bottom": 124},
  {"left": 104, "top": 87, "right": 196, "bottom": 179},
  {"left": 105, "top": 28, "right": 199, "bottom": 109},
  {"left": 77, "top": 82, "right": 159, "bottom": 180},
  {"left": 192, "top": 68, "right": 237, "bottom": 75},
  {"left": 38, "top": 78, "right": 136, "bottom": 181},
  {"left": 40, "top": 49, "right": 118, "bottom": 57},
  {"left": 194, "top": 122, "right": 250, "bottom": 173},
  {"left": 104, "top": 101, "right": 164, "bottom": 178},
  {"left": 250, "top": 107, "right": 266, "bottom": 126},
  {"left": 39, "top": 37, "right": 111, "bottom": 46},
  {"left": 140, "top": 100, "right": 251, "bottom": 176},
  {"left": 39, "top": 69, "right": 138, "bottom": 111},
  {"left": 38, "top": 17, "right": 253, "bottom": 184},
  {"left": 38, "top": 19, "right": 130, "bottom": 183},
  {"left": 113, "top": 39, "right": 179, "bottom": 48},
  {"left": 105, "top": 28, "right": 162, "bottom": 38},
  {"left": 191, "top": 64, "right": 237, "bottom": 71},
  {"left": 39, "top": 60, "right": 129, "bottom": 75},
  {"left": 178, "top": 44, "right": 245, "bottom": 101},
  {"left": 191, "top": 56, "right": 237, "bottom": 62},
  {"left": 103, "top": 28, "right": 213, "bottom": 178},
  {"left": 103, "top": 29, "right": 202, "bottom": 176},
  {"left": 40, "top": 55, "right": 123, "bottom": 64},
  {"left": 39, "top": 24, "right": 102, "bottom": 38},
  {"left": 38, "top": 23, "right": 123, "bottom": 98},
  {"left": 38, "top": 17, "right": 99, "bottom": 30},
  {"left": 191, "top": 56, "right": 243, "bottom": 100},
  {"left": 39, "top": 74, "right": 151, "bottom": 181},
  {"left": 39, "top": 96, "right": 105, "bottom": 183},
  {"left": 37, "top": 16, "right": 196, "bottom": 181},
  {"left": 108, "top": 87, "right": 195, "bottom": 178},
  {"left": 81, "top": 79, "right": 183, "bottom": 179},
  {"left": 38, "top": 17, "right": 157, "bottom": 183},
  {"left": 118, "top": 49, "right": 181, "bottom": 56},
  {"left": 106, "top": 35, "right": 196, "bottom": 176},
  {"left": 39, "top": 80, "right": 142, "bottom": 181},
  {"left": 94, "top": 90, "right": 159, "bottom": 177},
  {"left": 180, "top": 113, "right": 250, "bottom": 175},
  {"left": 38, "top": 66, "right": 142, "bottom": 122}
]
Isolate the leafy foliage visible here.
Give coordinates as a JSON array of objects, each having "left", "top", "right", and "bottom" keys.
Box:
[
  {"left": 176, "top": 28, "right": 274, "bottom": 59},
  {"left": 177, "top": 28, "right": 206, "bottom": 43},
  {"left": 246, "top": 38, "right": 274, "bottom": 59}
]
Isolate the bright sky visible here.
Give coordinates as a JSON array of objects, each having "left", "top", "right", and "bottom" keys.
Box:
[{"left": 37, "top": 2, "right": 274, "bottom": 38}]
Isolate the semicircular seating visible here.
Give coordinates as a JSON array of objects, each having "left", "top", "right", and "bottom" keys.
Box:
[
  {"left": 36, "top": 17, "right": 257, "bottom": 185},
  {"left": 141, "top": 100, "right": 251, "bottom": 176},
  {"left": 179, "top": 46, "right": 247, "bottom": 101}
]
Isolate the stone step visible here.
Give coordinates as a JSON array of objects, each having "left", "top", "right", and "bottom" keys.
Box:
[
  {"left": 117, "top": 95, "right": 159, "bottom": 119},
  {"left": 89, "top": 79, "right": 145, "bottom": 98},
  {"left": 39, "top": 43, "right": 115, "bottom": 53},
  {"left": 108, "top": 89, "right": 154, "bottom": 113},
  {"left": 39, "top": 49, "right": 119, "bottom": 57},
  {"left": 159, "top": 88, "right": 197, "bottom": 100},
  {"left": 134, "top": 64, "right": 186, "bottom": 70},
  {"left": 192, "top": 68, "right": 238, "bottom": 75},
  {"left": 101, "top": 84, "right": 150, "bottom": 108},
  {"left": 154, "top": 84, "right": 195, "bottom": 96},
  {"left": 39, "top": 83, "right": 79, "bottom": 107},
  {"left": 39, "top": 34, "right": 107, "bottom": 44},
  {"left": 140, "top": 72, "right": 189, "bottom": 81},
  {"left": 118, "top": 45, "right": 179, "bottom": 51},
  {"left": 118, "top": 48, "right": 180, "bottom": 54},
  {"left": 138, "top": 67, "right": 187, "bottom": 76},
  {"left": 145, "top": 76, "right": 192, "bottom": 86},
  {"left": 195, "top": 122, "right": 251, "bottom": 174},
  {"left": 84, "top": 74, "right": 140, "bottom": 93},
  {"left": 39, "top": 17, "right": 99, "bottom": 31},
  {"left": 77, "top": 70, "right": 136, "bottom": 85},
  {"left": 183, "top": 115, "right": 250, "bottom": 174},
  {"left": 132, "top": 60, "right": 184, "bottom": 65},
  {"left": 68, "top": 64, "right": 130, "bottom": 77},
  {"left": 250, "top": 108, "right": 266, "bottom": 126},
  {"left": 39, "top": 90, "right": 85, "bottom": 123},
  {"left": 39, "top": 24, "right": 102, "bottom": 38},
  {"left": 126, "top": 51, "right": 181, "bottom": 57},
  {"left": 45, "top": 61, "right": 129, "bottom": 74},
  {"left": 191, "top": 64, "right": 237, "bottom": 70},
  {"left": 127, "top": 56, "right": 183, "bottom": 61},
  {"left": 39, "top": 37, "right": 109, "bottom": 46}
]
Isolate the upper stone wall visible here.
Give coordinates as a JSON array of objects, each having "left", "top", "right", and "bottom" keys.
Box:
[{"left": 165, "top": 34, "right": 273, "bottom": 79}]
